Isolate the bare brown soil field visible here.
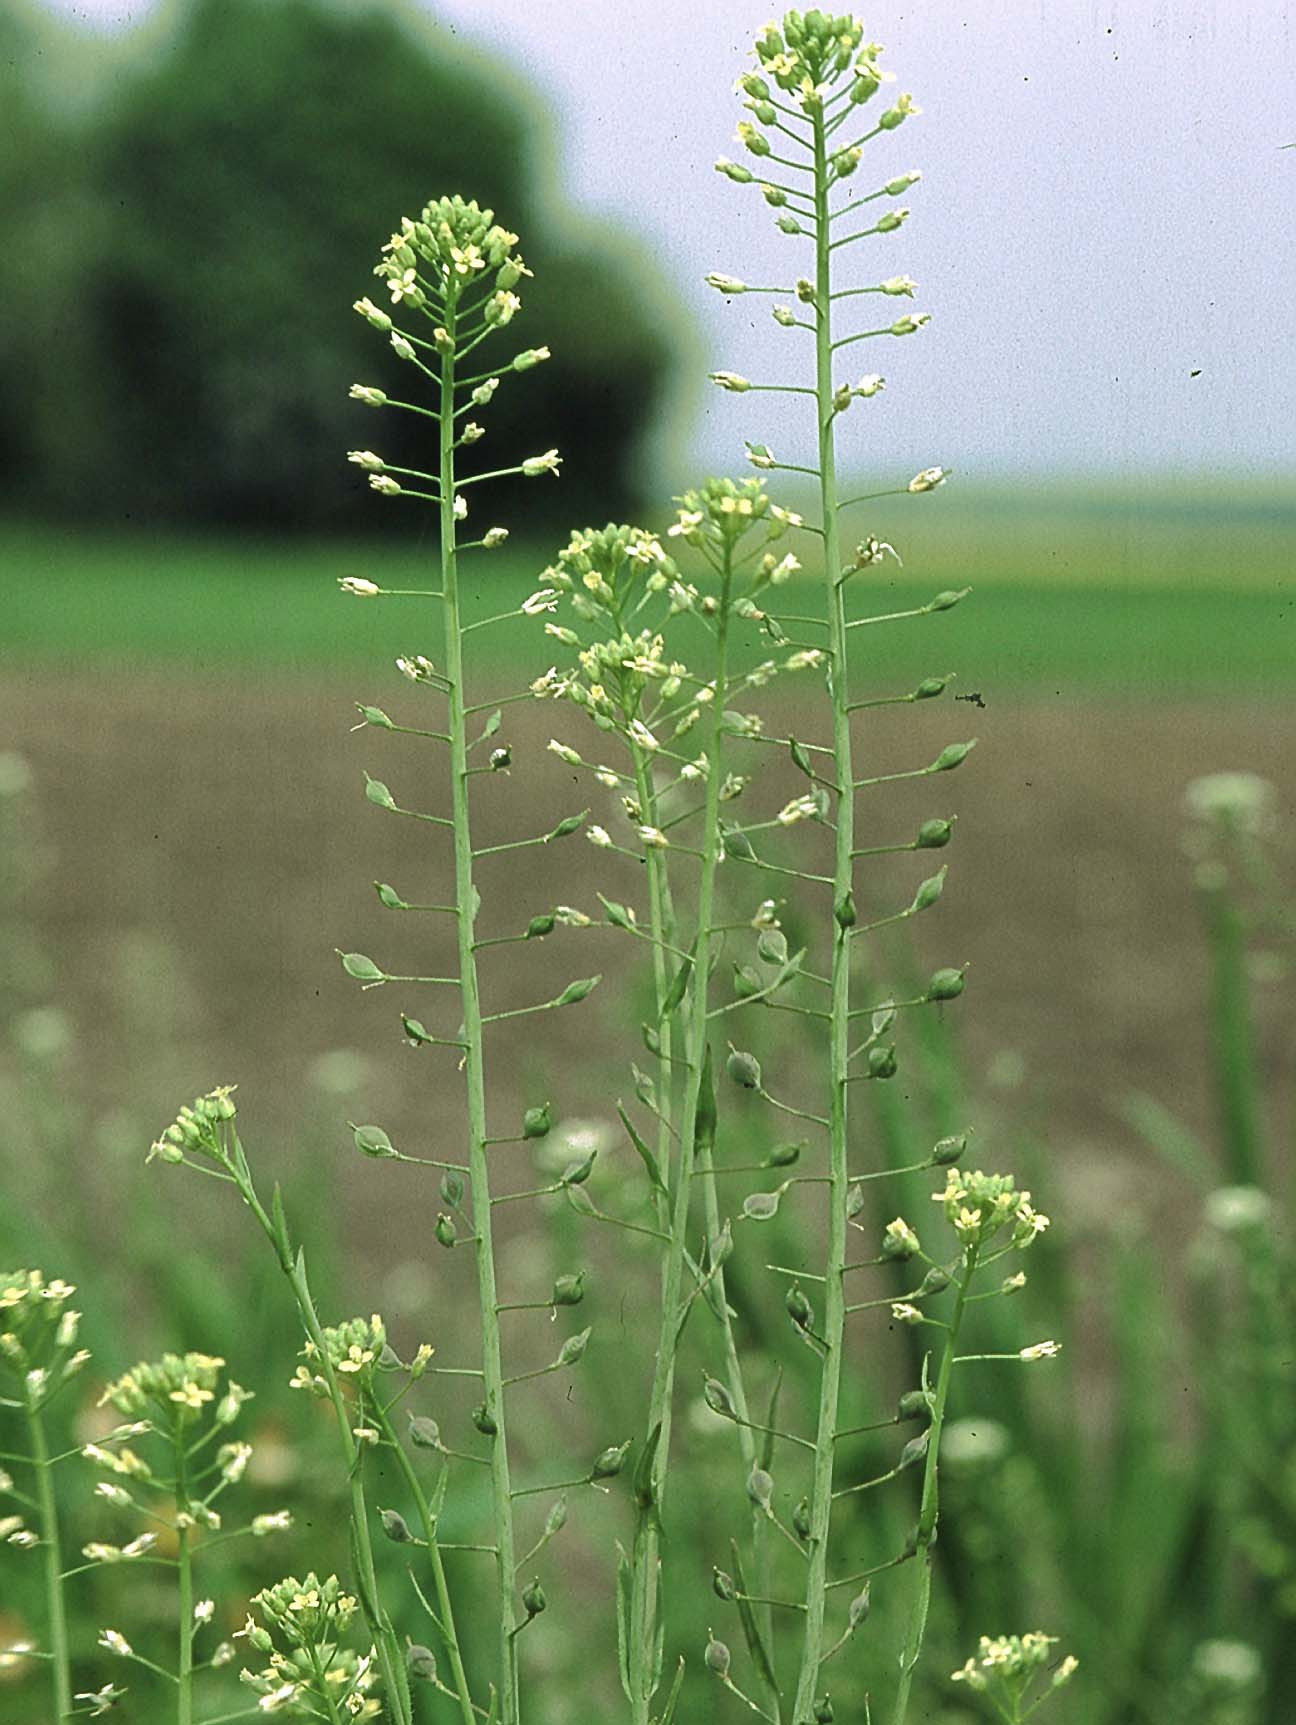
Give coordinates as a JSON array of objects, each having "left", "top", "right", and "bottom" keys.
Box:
[{"left": 3, "top": 669, "right": 1292, "bottom": 1273}]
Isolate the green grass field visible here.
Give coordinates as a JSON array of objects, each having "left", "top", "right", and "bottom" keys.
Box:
[{"left": 3, "top": 480, "right": 1293, "bottom": 690}]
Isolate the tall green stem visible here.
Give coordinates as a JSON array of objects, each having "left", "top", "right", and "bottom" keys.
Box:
[
  {"left": 627, "top": 553, "right": 745, "bottom": 1722},
  {"left": 791, "top": 108, "right": 854, "bottom": 1725},
  {"left": 373, "top": 1405, "right": 478, "bottom": 1725},
  {"left": 176, "top": 1521, "right": 194, "bottom": 1725},
  {"left": 439, "top": 288, "right": 520, "bottom": 1723},
  {"left": 27, "top": 1399, "right": 72, "bottom": 1724},
  {"left": 892, "top": 1249, "right": 974, "bottom": 1725},
  {"left": 234, "top": 1164, "right": 413, "bottom": 1725}
]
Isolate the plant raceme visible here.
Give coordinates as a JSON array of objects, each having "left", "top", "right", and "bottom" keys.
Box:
[{"left": 1, "top": 13, "right": 1080, "bottom": 1725}]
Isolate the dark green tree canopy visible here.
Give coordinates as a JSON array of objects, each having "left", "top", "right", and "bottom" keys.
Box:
[{"left": 2, "top": 0, "right": 681, "bottom": 532}]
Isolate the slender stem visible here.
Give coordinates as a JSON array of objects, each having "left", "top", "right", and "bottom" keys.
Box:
[
  {"left": 26, "top": 1399, "right": 72, "bottom": 1723},
  {"left": 892, "top": 1249, "right": 975, "bottom": 1725},
  {"left": 177, "top": 1522, "right": 194, "bottom": 1725},
  {"left": 374, "top": 1406, "right": 478, "bottom": 1725},
  {"left": 791, "top": 104, "right": 854, "bottom": 1725},
  {"left": 231, "top": 1160, "right": 413, "bottom": 1725},
  {"left": 440, "top": 288, "right": 521, "bottom": 1724}
]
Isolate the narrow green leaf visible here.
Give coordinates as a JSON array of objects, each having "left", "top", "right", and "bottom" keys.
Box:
[
  {"left": 759, "top": 1364, "right": 784, "bottom": 1473},
  {"left": 653, "top": 1658, "right": 686, "bottom": 1725},
  {"left": 729, "top": 1538, "right": 779, "bottom": 1696},
  {"left": 615, "top": 1544, "right": 634, "bottom": 1704},
  {"left": 619, "top": 1105, "right": 669, "bottom": 1199}
]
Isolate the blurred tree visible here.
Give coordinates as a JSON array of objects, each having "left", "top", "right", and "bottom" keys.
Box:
[{"left": 0, "top": 0, "right": 682, "bottom": 534}]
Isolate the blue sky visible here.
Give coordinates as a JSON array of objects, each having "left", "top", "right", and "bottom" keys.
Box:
[{"left": 35, "top": 0, "right": 1296, "bottom": 488}]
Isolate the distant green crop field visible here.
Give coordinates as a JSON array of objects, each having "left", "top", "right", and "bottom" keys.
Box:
[{"left": 3, "top": 486, "right": 1292, "bottom": 691}]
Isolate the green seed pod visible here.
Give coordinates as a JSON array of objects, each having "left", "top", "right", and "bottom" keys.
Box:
[
  {"left": 375, "top": 881, "right": 409, "bottom": 909},
  {"left": 726, "top": 1048, "right": 762, "bottom": 1090},
  {"left": 472, "top": 1402, "right": 498, "bottom": 1437},
  {"left": 845, "top": 1182, "right": 865, "bottom": 1219},
  {"left": 356, "top": 703, "right": 394, "bottom": 729},
  {"left": 434, "top": 1214, "right": 456, "bottom": 1249},
  {"left": 708, "top": 1220, "right": 733, "bottom": 1272},
  {"left": 364, "top": 775, "right": 396, "bottom": 810},
  {"left": 929, "top": 589, "right": 967, "bottom": 611},
  {"left": 440, "top": 1170, "right": 465, "bottom": 1207},
  {"left": 704, "top": 1377, "right": 737, "bottom": 1419},
  {"left": 914, "top": 675, "right": 949, "bottom": 700},
  {"left": 757, "top": 927, "right": 789, "bottom": 966},
  {"left": 814, "top": 1698, "right": 835, "bottom": 1724},
  {"left": 848, "top": 1583, "right": 872, "bottom": 1628},
  {"left": 835, "top": 889, "right": 857, "bottom": 929},
  {"left": 916, "top": 818, "right": 954, "bottom": 849},
  {"left": 899, "top": 1429, "right": 931, "bottom": 1471},
  {"left": 522, "top": 1577, "right": 547, "bottom": 1618},
  {"left": 407, "top": 1643, "right": 438, "bottom": 1682},
  {"left": 746, "top": 1466, "right": 774, "bottom": 1511},
  {"left": 547, "top": 812, "right": 587, "bottom": 840},
  {"left": 868, "top": 1045, "right": 898, "bottom": 1079},
  {"left": 918, "top": 1265, "right": 952, "bottom": 1296},
  {"left": 641, "top": 1023, "right": 662, "bottom": 1056},
  {"left": 380, "top": 1508, "right": 414, "bottom": 1544},
  {"left": 558, "top": 1328, "right": 591, "bottom": 1366},
  {"left": 522, "top": 1103, "right": 552, "bottom": 1140},
  {"left": 557, "top": 975, "right": 601, "bottom": 1007},
  {"left": 931, "top": 1132, "right": 967, "bottom": 1165},
  {"left": 722, "top": 825, "right": 756, "bottom": 860},
  {"left": 402, "top": 1014, "right": 433, "bottom": 1046},
  {"left": 379, "top": 1343, "right": 403, "bottom": 1370},
  {"left": 764, "top": 1140, "right": 802, "bottom": 1169},
  {"left": 560, "top": 1150, "right": 597, "bottom": 1187},
  {"left": 705, "top": 1634, "right": 732, "bottom": 1678},
  {"left": 926, "top": 967, "right": 966, "bottom": 1002},
  {"left": 695, "top": 1046, "right": 718, "bottom": 1153},
  {"left": 933, "top": 741, "right": 975, "bottom": 772},
  {"left": 793, "top": 1496, "right": 812, "bottom": 1541},
  {"left": 551, "top": 1272, "right": 585, "bottom": 1307},
  {"left": 407, "top": 1415, "right": 441, "bottom": 1450},
  {"left": 742, "top": 1190, "right": 782, "bottom": 1221},
  {"left": 713, "top": 1567, "right": 736, "bottom": 1601},
  {"left": 525, "top": 912, "right": 556, "bottom": 939},
  {"left": 898, "top": 1389, "right": 933, "bottom": 1423},
  {"left": 777, "top": 214, "right": 803, "bottom": 234},
  {"left": 592, "top": 1440, "right": 631, "bottom": 1480},
  {"left": 786, "top": 1283, "right": 814, "bottom": 1330},
  {"left": 352, "top": 1124, "right": 397, "bottom": 1160},
  {"left": 340, "top": 951, "right": 384, "bottom": 982},
  {"left": 912, "top": 867, "right": 947, "bottom": 912}
]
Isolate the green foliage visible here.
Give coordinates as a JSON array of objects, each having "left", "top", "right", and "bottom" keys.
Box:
[{"left": 0, "top": 0, "right": 678, "bottom": 531}]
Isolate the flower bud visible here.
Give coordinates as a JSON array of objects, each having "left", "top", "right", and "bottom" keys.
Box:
[
  {"left": 349, "top": 384, "right": 387, "bottom": 407},
  {"left": 353, "top": 297, "right": 392, "bottom": 332},
  {"left": 710, "top": 371, "right": 751, "bottom": 392},
  {"left": 715, "top": 157, "right": 754, "bottom": 183},
  {"left": 705, "top": 274, "right": 748, "bottom": 294},
  {"left": 880, "top": 92, "right": 921, "bottom": 130},
  {"left": 512, "top": 347, "right": 551, "bottom": 371}
]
